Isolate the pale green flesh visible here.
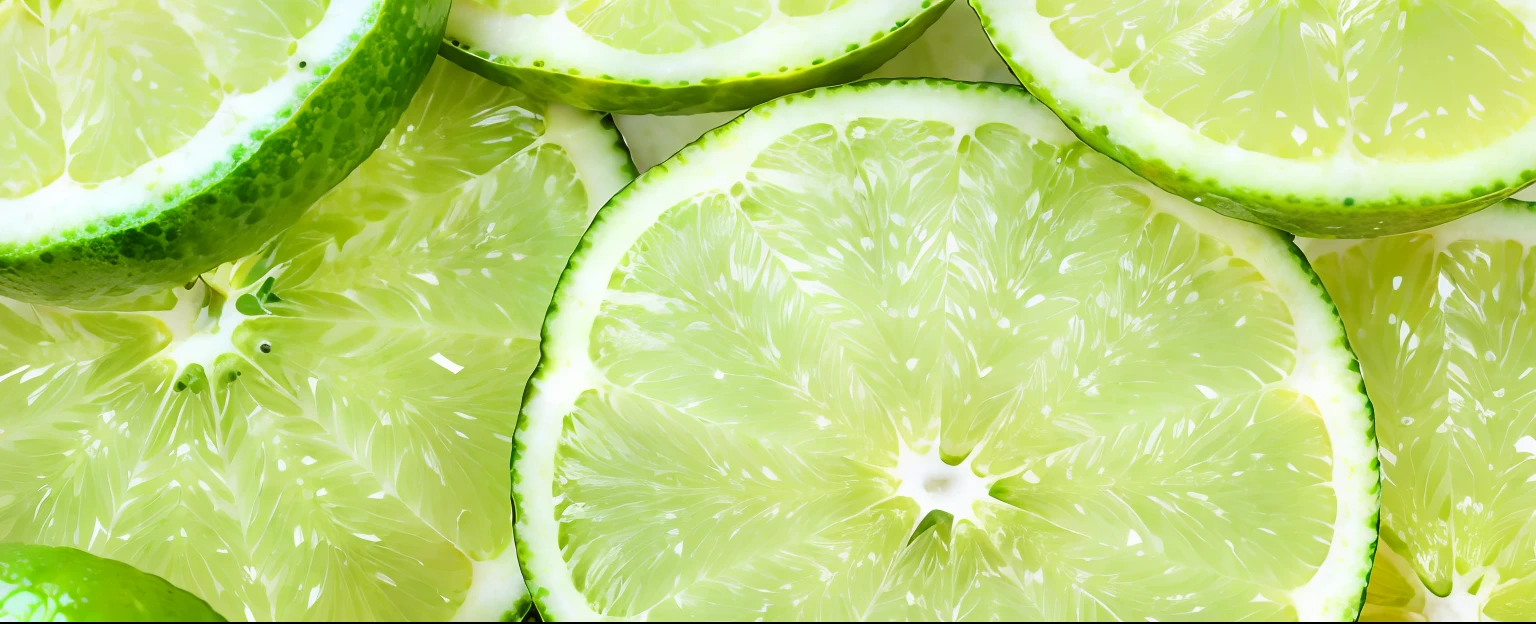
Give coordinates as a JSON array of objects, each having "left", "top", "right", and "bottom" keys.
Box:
[
  {"left": 1031, "top": 0, "right": 1536, "bottom": 161},
  {"left": 0, "top": 59, "right": 619, "bottom": 621},
  {"left": 0, "top": 0, "right": 329, "bottom": 195},
  {"left": 1309, "top": 204, "right": 1536, "bottom": 621},
  {"left": 542, "top": 87, "right": 1363, "bottom": 620}
]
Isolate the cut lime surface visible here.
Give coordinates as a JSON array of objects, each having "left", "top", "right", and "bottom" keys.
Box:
[
  {"left": 615, "top": 1, "right": 1016, "bottom": 172},
  {"left": 0, "top": 58, "right": 633, "bottom": 621},
  {"left": 1306, "top": 200, "right": 1536, "bottom": 621},
  {"left": 518, "top": 79, "right": 1379, "bottom": 620},
  {"left": 0, "top": 0, "right": 448, "bottom": 307},
  {"left": 0, "top": 543, "right": 225, "bottom": 622},
  {"left": 441, "top": 0, "right": 951, "bottom": 115},
  {"left": 974, "top": 0, "right": 1536, "bottom": 238}
]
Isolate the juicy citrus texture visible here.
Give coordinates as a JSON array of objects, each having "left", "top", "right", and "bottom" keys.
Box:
[
  {"left": 523, "top": 82, "right": 1377, "bottom": 621},
  {"left": 0, "top": 0, "right": 328, "bottom": 195},
  {"left": 0, "top": 59, "right": 627, "bottom": 621},
  {"left": 1, "top": 543, "right": 225, "bottom": 621},
  {"left": 1308, "top": 203, "right": 1536, "bottom": 621},
  {"left": 1028, "top": 0, "right": 1536, "bottom": 161}
]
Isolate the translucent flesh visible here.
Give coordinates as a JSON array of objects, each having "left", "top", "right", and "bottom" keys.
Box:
[
  {"left": 1036, "top": 0, "right": 1536, "bottom": 160},
  {"left": 553, "top": 116, "right": 1337, "bottom": 619},
  {"left": 0, "top": 60, "right": 596, "bottom": 621},
  {"left": 469, "top": 0, "right": 856, "bottom": 55},
  {"left": 1311, "top": 215, "right": 1536, "bottom": 619},
  {"left": 0, "top": 0, "right": 328, "bottom": 194}
]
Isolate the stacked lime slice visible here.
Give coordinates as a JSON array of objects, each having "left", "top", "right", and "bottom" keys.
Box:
[
  {"left": 518, "top": 79, "right": 1379, "bottom": 620},
  {"left": 615, "top": 1, "right": 1017, "bottom": 172},
  {"left": 974, "top": 0, "right": 1536, "bottom": 237},
  {"left": 441, "top": 0, "right": 952, "bottom": 114},
  {"left": 1307, "top": 200, "right": 1536, "bottom": 621},
  {"left": 0, "top": 59, "right": 632, "bottom": 621},
  {"left": 1, "top": 543, "right": 225, "bottom": 621},
  {"left": 0, "top": 0, "right": 449, "bottom": 306}
]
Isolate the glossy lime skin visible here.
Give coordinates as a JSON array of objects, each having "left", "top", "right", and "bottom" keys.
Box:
[
  {"left": 0, "top": 544, "right": 225, "bottom": 622},
  {"left": 441, "top": 1, "right": 952, "bottom": 116},
  {"left": 0, "top": 0, "right": 451, "bottom": 308}
]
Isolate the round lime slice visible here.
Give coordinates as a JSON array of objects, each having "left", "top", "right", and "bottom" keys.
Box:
[
  {"left": 973, "top": 0, "right": 1536, "bottom": 238},
  {"left": 0, "top": 543, "right": 225, "bottom": 621},
  {"left": 0, "top": 58, "right": 633, "bottom": 621},
  {"left": 1306, "top": 200, "right": 1536, "bottom": 621},
  {"left": 440, "top": 0, "right": 951, "bottom": 115},
  {"left": 614, "top": 1, "right": 1016, "bottom": 172},
  {"left": 518, "top": 79, "right": 1379, "bottom": 620},
  {"left": 0, "top": 0, "right": 450, "bottom": 307}
]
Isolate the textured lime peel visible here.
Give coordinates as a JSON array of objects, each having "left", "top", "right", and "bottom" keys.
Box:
[
  {"left": 441, "top": 0, "right": 952, "bottom": 115},
  {"left": 974, "top": 0, "right": 1536, "bottom": 238},
  {"left": 0, "top": 59, "right": 633, "bottom": 622},
  {"left": 614, "top": 1, "right": 1018, "bottom": 173},
  {"left": 518, "top": 79, "right": 1379, "bottom": 621},
  {"left": 0, "top": 0, "right": 449, "bottom": 307},
  {"left": 1, "top": 543, "right": 226, "bottom": 621},
  {"left": 1306, "top": 200, "right": 1536, "bottom": 621}
]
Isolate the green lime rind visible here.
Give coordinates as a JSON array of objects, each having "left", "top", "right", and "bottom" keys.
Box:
[
  {"left": 440, "top": 1, "right": 952, "bottom": 116},
  {"left": 0, "top": 543, "right": 226, "bottom": 622},
  {"left": 515, "top": 77, "right": 1380, "bottom": 621},
  {"left": 0, "top": 0, "right": 450, "bottom": 308},
  {"left": 968, "top": 1, "right": 1536, "bottom": 239}
]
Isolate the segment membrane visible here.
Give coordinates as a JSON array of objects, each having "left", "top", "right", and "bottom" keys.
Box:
[{"left": 562, "top": 112, "right": 1331, "bottom": 617}]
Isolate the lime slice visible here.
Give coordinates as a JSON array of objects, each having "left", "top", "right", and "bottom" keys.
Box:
[
  {"left": 1305, "top": 200, "right": 1536, "bottom": 621},
  {"left": 518, "top": 79, "right": 1379, "bottom": 620},
  {"left": 973, "top": 1, "right": 1536, "bottom": 238},
  {"left": 439, "top": 0, "right": 951, "bottom": 115},
  {"left": 614, "top": 1, "right": 1016, "bottom": 172},
  {"left": 0, "top": 58, "right": 633, "bottom": 621},
  {"left": 0, "top": 0, "right": 449, "bottom": 307},
  {"left": 1, "top": 543, "right": 225, "bottom": 621}
]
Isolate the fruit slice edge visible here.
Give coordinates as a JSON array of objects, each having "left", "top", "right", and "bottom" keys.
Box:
[{"left": 441, "top": 0, "right": 952, "bottom": 114}]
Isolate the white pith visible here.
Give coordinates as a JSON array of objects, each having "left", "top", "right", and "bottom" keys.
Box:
[
  {"left": 447, "top": 0, "right": 937, "bottom": 82},
  {"left": 892, "top": 441, "right": 992, "bottom": 530},
  {"left": 1375, "top": 542, "right": 1499, "bottom": 622},
  {"left": 976, "top": 0, "right": 1536, "bottom": 214},
  {"left": 0, "top": 0, "right": 381, "bottom": 247},
  {"left": 516, "top": 81, "right": 1380, "bottom": 621}
]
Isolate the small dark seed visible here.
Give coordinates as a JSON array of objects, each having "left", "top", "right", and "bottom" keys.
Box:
[{"left": 259, "top": 343, "right": 272, "bottom": 354}]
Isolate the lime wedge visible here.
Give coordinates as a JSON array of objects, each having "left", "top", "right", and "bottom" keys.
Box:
[
  {"left": 0, "top": 58, "right": 633, "bottom": 622},
  {"left": 518, "top": 79, "right": 1379, "bottom": 620},
  {"left": 0, "top": 0, "right": 449, "bottom": 307},
  {"left": 1, "top": 543, "right": 225, "bottom": 621},
  {"left": 1306, "top": 200, "right": 1536, "bottom": 621},
  {"left": 974, "top": 1, "right": 1536, "bottom": 237},
  {"left": 440, "top": 0, "right": 951, "bottom": 115},
  {"left": 615, "top": 1, "right": 1016, "bottom": 172}
]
